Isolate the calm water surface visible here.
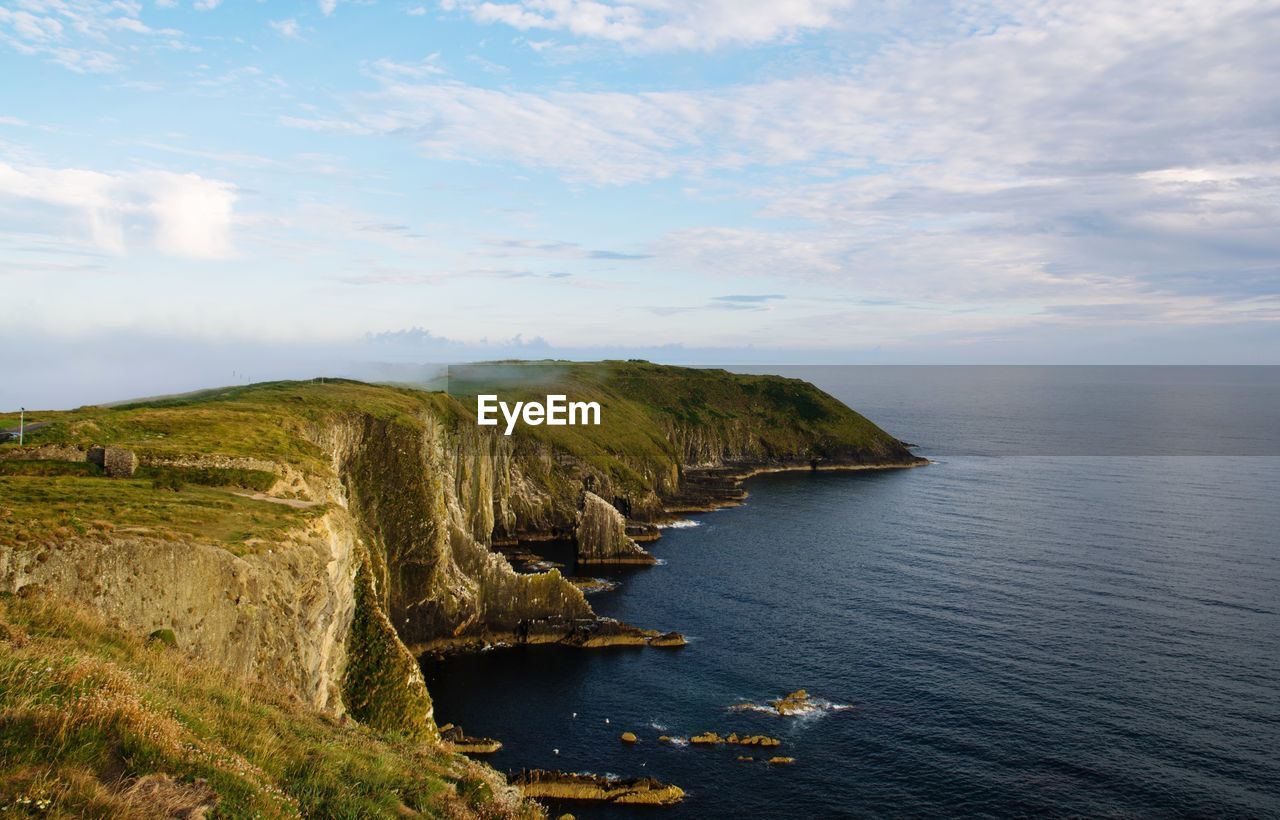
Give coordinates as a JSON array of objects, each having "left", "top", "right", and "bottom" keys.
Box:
[{"left": 423, "top": 368, "right": 1280, "bottom": 818}]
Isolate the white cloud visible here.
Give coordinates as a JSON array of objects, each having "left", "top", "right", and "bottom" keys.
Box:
[
  {"left": 270, "top": 18, "right": 301, "bottom": 38},
  {"left": 453, "top": 0, "right": 855, "bottom": 50},
  {"left": 319, "top": 0, "right": 338, "bottom": 16},
  {"left": 0, "top": 162, "right": 237, "bottom": 258}
]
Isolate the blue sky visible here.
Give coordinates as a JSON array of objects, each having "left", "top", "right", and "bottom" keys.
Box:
[{"left": 2, "top": 0, "right": 1279, "bottom": 405}]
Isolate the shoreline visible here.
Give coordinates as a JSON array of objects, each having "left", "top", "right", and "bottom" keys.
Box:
[{"left": 427, "top": 457, "right": 929, "bottom": 659}]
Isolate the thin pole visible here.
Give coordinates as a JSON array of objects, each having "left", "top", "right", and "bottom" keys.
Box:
[{"left": 19, "top": 407, "right": 24, "bottom": 446}]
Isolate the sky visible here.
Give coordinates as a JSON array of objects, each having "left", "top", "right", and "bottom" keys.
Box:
[{"left": 2, "top": 0, "right": 1279, "bottom": 406}]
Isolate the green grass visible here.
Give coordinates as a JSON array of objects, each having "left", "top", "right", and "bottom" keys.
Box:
[
  {"left": 445, "top": 360, "right": 903, "bottom": 494},
  {"left": 0, "top": 594, "right": 533, "bottom": 818},
  {"left": 0, "top": 461, "right": 104, "bottom": 478},
  {"left": 0, "top": 475, "right": 323, "bottom": 554},
  {"left": 134, "top": 465, "right": 278, "bottom": 492},
  {"left": 0, "top": 380, "right": 459, "bottom": 471}
]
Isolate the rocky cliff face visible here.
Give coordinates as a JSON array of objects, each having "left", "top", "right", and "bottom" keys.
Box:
[
  {"left": 0, "top": 509, "right": 358, "bottom": 717},
  {"left": 576, "top": 491, "right": 656, "bottom": 564},
  {"left": 321, "top": 413, "right": 595, "bottom": 651}
]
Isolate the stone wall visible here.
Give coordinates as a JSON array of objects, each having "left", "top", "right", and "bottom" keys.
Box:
[{"left": 0, "top": 444, "right": 86, "bottom": 462}]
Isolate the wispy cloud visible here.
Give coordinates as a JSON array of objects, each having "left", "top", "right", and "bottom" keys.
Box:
[
  {"left": 0, "top": 1, "right": 185, "bottom": 72},
  {"left": 480, "top": 237, "right": 652, "bottom": 260},
  {"left": 449, "top": 0, "right": 856, "bottom": 50},
  {"left": 714, "top": 294, "right": 785, "bottom": 303},
  {"left": 269, "top": 19, "right": 301, "bottom": 39}
]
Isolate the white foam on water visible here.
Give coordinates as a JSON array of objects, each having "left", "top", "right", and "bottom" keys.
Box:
[{"left": 660, "top": 519, "right": 702, "bottom": 529}]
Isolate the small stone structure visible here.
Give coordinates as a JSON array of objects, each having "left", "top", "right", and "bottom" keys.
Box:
[{"left": 88, "top": 445, "right": 138, "bottom": 478}]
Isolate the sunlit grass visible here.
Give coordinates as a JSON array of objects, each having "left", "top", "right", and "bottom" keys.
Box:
[{"left": 0, "top": 594, "right": 532, "bottom": 818}]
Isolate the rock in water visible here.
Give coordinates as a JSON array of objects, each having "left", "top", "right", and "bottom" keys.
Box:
[
  {"left": 576, "top": 492, "right": 658, "bottom": 564},
  {"left": 512, "top": 770, "right": 684, "bottom": 805},
  {"left": 439, "top": 723, "right": 503, "bottom": 754},
  {"left": 770, "top": 689, "right": 815, "bottom": 715},
  {"left": 620, "top": 731, "right": 638, "bottom": 743}
]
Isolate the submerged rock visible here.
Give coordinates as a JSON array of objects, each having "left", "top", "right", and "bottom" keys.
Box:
[
  {"left": 512, "top": 770, "right": 684, "bottom": 805},
  {"left": 567, "top": 577, "right": 618, "bottom": 595}
]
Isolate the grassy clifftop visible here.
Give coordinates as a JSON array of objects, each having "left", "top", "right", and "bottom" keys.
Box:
[
  {"left": 2, "top": 361, "right": 905, "bottom": 469},
  {"left": 447, "top": 360, "right": 907, "bottom": 466},
  {"left": 2, "top": 361, "right": 917, "bottom": 545}
]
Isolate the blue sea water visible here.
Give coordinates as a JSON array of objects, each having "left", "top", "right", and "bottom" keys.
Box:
[{"left": 422, "top": 367, "right": 1280, "bottom": 818}]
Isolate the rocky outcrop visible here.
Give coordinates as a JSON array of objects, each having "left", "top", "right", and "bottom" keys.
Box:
[
  {"left": 575, "top": 492, "right": 656, "bottom": 564},
  {"left": 440, "top": 724, "right": 503, "bottom": 754},
  {"left": 512, "top": 771, "right": 685, "bottom": 805},
  {"left": 771, "top": 689, "right": 817, "bottom": 715},
  {"left": 320, "top": 413, "right": 601, "bottom": 653},
  {"left": 689, "top": 731, "right": 781, "bottom": 747}
]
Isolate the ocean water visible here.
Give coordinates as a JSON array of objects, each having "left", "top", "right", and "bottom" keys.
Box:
[{"left": 422, "top": 367, "right": 1280, "bottom": 818}]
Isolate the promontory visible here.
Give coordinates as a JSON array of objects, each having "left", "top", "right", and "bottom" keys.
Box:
[{"left": 0, "top": 360, "right": 922, "bottom": 816}]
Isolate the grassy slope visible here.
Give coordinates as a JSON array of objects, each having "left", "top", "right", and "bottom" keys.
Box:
[
  {"left": 0, "top": 594, "right": 530, "bottom": 818},
  {"left": 2, "top": 363, "right": 907, "bottom": 542},
  {"left": 449, "top": 360, "right": 907, "bottom": 492}
]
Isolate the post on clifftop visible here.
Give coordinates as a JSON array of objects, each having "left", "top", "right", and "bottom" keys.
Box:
[{"left": 18, "top": 407, "right": 23, "bottom": 446}]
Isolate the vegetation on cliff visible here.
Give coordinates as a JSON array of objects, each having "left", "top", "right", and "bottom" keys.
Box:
[{"left": 0, "top": 593, "right": 536, "bottom": 818}]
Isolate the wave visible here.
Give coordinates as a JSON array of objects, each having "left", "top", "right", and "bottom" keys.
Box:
[
  {"left": 659, "top": 519, "right": 702, "bottom": 529},
  {"left": 727, "top": 696, "right": 855, "bottom": 717}
]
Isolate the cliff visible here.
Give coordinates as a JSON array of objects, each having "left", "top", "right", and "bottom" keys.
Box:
[
  {"left": 0, "top": 362, "right": 922, "bottom": 815},
  {"left": 576, "top": 491, "right": 656, "bottom": 564}
]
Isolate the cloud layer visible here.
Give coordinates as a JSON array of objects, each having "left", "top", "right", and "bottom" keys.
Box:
[{"left": 281, "top": 0, "right": 1280, "bottom": 325}]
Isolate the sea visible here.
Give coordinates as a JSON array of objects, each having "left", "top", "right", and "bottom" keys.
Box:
[{"left": 421, "top": 366, "right": 1280, "bottom": 818}]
